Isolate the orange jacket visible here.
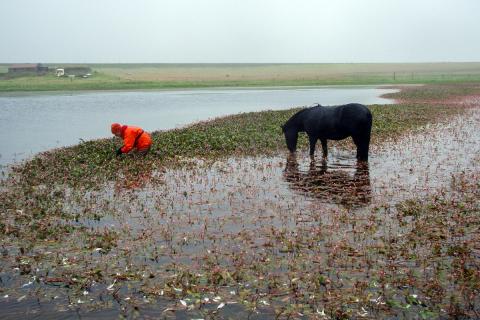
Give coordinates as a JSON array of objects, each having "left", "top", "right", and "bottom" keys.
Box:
[{"left": 119, "top": 125, "right": 152, "bottom": 153}]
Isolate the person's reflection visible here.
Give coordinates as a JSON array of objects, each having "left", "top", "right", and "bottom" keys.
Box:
[{"left": 284, "top": 154, "right": 371, "bottom": 207}]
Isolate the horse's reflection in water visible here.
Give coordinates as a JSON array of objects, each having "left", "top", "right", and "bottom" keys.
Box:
[{"left": 284, "top": 154, "right": 371, "bottom": 207}]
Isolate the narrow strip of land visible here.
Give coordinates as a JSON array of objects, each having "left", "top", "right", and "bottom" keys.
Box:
[{"left": 1, "top": 63, "right": 480, "bottom": 92}]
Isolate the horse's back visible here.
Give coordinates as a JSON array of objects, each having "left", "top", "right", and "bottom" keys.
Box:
[
  {"left": 303, "top": 104, "right": 371, "bottom": 138},
  {"left": 306, "top": 103, "right": 370, "bottom": 119},
  {"left": 339, "top": 103, "right": 372, "bottom": 125}
]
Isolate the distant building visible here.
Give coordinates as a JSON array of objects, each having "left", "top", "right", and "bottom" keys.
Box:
[{"left": 8, "top": 63, "right": 48, "bottom": 75}]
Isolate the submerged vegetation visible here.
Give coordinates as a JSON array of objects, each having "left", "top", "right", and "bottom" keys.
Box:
[{"left": 1, "top": 83, "right": 480, "bottom": 318}]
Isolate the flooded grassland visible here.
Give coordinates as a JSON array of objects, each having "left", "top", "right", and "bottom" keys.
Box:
[{"left": 1, "top": 84, "right": 480, "bottom": 319}]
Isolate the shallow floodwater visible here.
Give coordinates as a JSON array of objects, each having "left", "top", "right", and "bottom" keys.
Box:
[
  {"left": 92, "top": 108, "right": 479, "bottom": 233},
  {"left": 2, "top": 107, "right": 475, "bottom": 318},
  {"left": 0, "top": 86, "right": 396, "bottom": 166}
]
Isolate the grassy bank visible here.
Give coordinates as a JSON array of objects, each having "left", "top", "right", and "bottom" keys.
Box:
[{"left": 1, "top": 62, "right": 480, "bottom": 92}]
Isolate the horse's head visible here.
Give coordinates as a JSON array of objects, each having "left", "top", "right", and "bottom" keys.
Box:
[{"left": 282, "top": 125, "right": 298, "bottom": 153}]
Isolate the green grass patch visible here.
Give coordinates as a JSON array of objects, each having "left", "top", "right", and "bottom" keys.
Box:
[
  {"left": 2, "top": 75, "right": 480, "bottom": 92},
  {"left": 1, "top": 63, "right": 480, "bottom": 92}
]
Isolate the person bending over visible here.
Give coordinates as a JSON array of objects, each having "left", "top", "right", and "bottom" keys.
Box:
[{"left": 111, "top": 123, "right": 152, "bottom": 156}]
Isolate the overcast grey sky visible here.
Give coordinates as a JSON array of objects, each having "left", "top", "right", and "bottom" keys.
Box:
[{"left": 1, "top": 0, "right": 479, "bottom": 63}]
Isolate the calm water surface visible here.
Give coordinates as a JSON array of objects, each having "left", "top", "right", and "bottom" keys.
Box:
[{"left": 0, "top": 86, "right": 396, "bottom": 166}]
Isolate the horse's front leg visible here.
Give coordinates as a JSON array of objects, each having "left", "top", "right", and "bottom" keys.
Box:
[
  {"left": 321, "top": 139, "right": 328, "bottom": 158},
  {"left": 309, "top": 135, "right": 318, "bottom": 157}
]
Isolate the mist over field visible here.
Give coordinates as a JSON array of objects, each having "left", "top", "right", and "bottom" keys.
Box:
[{"left": 1, "top": 0, "right": 480, "bottom": 63}]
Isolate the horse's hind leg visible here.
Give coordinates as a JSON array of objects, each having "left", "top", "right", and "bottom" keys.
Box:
[
  {"left": 358, "top": 142, "right": 369, "bottom": 161},
  {"left": 353, "top": 133, "right": 370, "bottom": 161},
  {"left": 321, "top": 139, "right": 328, "bottom": 158},
  {"left": 308, "top": 135, "right": 318, "bottom": 156}
]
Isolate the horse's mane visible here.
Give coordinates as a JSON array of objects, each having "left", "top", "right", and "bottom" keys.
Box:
[{"left": 284, "top": 105, "right": 321, "bottom": 129}]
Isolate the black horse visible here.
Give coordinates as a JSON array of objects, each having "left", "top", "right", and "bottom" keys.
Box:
[{"left": 281, "top": 103, "right": 372, "bottom": 161}]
